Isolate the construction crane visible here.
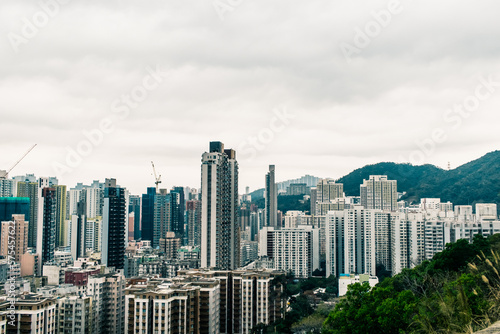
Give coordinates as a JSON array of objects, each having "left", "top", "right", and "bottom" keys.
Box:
[
  {"left": 151, "top": 161, "right": 162, "bottom": 193},
  {"left": 0, "top": 144, "right": 37, "bottom": 179}
]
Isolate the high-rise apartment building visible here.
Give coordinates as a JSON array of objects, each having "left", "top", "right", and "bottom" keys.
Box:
[
  {"left": 176, "top": 269, "right": 285, "bottom": 334},
  {"left": 70, "top": 201, "right": 87, "bottom": 261},
  {"left": 0, "top": 178, "right": 16, "bottom": 197},
  {"left": 159, "top": 231, "right": 182, "bottom": 259},
  {"left": 406, "top": 213, "right": 426, "bottom": 267},
  {"left": 68, "top": 188, "right": 82, "bottom": 217},
  {"left": 37, "top": 187, "right": 57, "bottom": 265},
  {"left": 449, "top": 220, "right": 500, "bottom": 243},
  {"left": 125, "top": 287, "right": 200, "bottom": 334},
  {"left": 239, "top": 203, "right": 252, "bottom": 241},
  {"left": 424, "top": 220, "right": 445, "bottom": 260},
  {"left": 102, "top": 179, "right": 126, "bottom": 270},
  {"left": 310, "top": 187, "right": 317, "bottom": 215},
  {"left": 141, "top": 187, "right": 156, "bottom": 243},
  {"left": 153, "top": 190, "right": 170, "bottom": 248},
  {"left": 390, "top": 212, "right": 409, "bottom": 275},
  {"left": 313, "top": 179, "right": 344, "bottom": 215},
  {"left": 286, "top": 183, "right": 307, "bottom": 196},
  {"left": 201, "top": 142, "right": 239, "bottom": 270},
  {"left": 265, "top": 165, "right": 278, "bottom": 228},
  {"left": 128, "top": 212, "right": 135, "bottom": 241},
  {"left": 316, "top": 179, "right": 343, "bottom": 202},
  {"left": 476, "top": 203, "right": 498, "bottom": 220},
  {"left": 1, "top": 214, "right": 28, "bottom": 262},
  {"left": 38, "top": 176, "right": 58, "bottom": 188},
  {"left": 249, "top": 211, "right": 259, "bottom": 242},
  {"left": 86, "top": 186, "right": 102, "bottom": 218},
  {"left": 54, "top": 185, "right": 67, "bottom": 247},
  {"left": 171, "top": 186, "right": 186, "bottom": 239},
  {"left": 66, "top": 181, "right": 104, "bottom": 220},
  {"left": 125, "top": 277, "right": 220, "bottom": 334},
  {"left": 455, "top": 205, "right": 473, "bottom": 222},
  {"left": 325, "top": 206, "right": 376, "bottom": 278},
  {"left": 87, "top": 273, "right": 126, "bottom": 334},
  {"left": 56, "top": 295, "right": 93, "bottom": 333},
  {"left": 373, "top": 211, "right": 400, "bottom": 273},
  {"left": 16, "top": 181, "right": 38, "bottom": 248},
  {"left": 129, "top": 195, "right": 141, "bottom": 240},
  {"left": 277, "top": 175, "right": 320, "bottom": 192},
  {"left": 360, "top": 175, "right": 397, "bottom": 211},
  {"left": 187, "top": 200, "right": 202, "bottom": 247},
  {"left": 86, "top": 217, "right": 102, "bottom": 253},
  {"left": 0, "top": 294, "right": 57, "bottom": 333},
  {"left": 240, "top": 240, "right": 258, "bottom": 267},
  {"left": 315, "top": 199, "right": 346, "bottom": 215},
  {"left": 260, "top": 226, "right": 320, "bottom": 278}
]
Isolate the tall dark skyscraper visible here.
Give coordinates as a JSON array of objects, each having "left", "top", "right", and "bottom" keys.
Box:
[
  {"left": 170, "top": 186, "right": 185, "bottom": 240},
  {"left": 37, "top": 187, "right": 56, "bottom": 264},
  {"left": 201, "top": 141, "right": 239, "bottom": 270},
  {"left": 141, "top": 187, "right": 156, "bottom": 243},
  {"left": 102, "top": 179, "right": 126, "bottom": 270},
  {"left": 70, "top": 201, "right": 86, "bottom": 261},
  {"left": 265, "top": 165, "right": 277, "bottom": 228},
  {"left": 129, "top": 195, "right": 141, "bottom": 240}
]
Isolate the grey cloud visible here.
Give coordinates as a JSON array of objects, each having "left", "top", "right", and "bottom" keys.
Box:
[{"left": 1, "top": 0, "right": 499, "bottom": 193}]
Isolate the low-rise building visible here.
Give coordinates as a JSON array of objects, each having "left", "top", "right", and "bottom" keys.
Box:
[{"left": 338, "top": 274, "right": 379, "bottom": 297}]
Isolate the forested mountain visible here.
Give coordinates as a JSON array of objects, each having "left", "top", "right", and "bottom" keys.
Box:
[{"left": 337, "top": 150, "right": 500, "bottom": 206}]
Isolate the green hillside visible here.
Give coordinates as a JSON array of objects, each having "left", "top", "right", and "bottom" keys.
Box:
[
  {"left": 337, "top": 151, "right": 500, "bottom": 207},
  {"left": 321, "top": 234, "right": 500, "bottom": 334}
]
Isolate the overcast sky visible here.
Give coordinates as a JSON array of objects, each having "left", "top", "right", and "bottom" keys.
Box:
[{"left": 1, "top": 0, "right": 499, "bottom": 195}]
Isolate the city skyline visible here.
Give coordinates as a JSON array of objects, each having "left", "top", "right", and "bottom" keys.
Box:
[
  {"left": 1, "top": 147, "right": 497, "bottom": 197},
  {"left": 1, "top": 1, "right": 500, "bottom": 332},
  {"left": 1, "top": 1, "right": 500, "bottom": 194}
]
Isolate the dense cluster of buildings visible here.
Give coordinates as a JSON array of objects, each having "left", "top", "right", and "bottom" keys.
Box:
[
  {"left": 265, "top": 175, "right": 500, "bottom": 280},
  {"left": 0, "top": 140, "right": 498, "bottom": 332}
]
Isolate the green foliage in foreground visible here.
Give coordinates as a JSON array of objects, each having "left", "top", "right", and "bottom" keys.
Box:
[{"left": 323, "top": 234, "right": 500, "bottom": 334}]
